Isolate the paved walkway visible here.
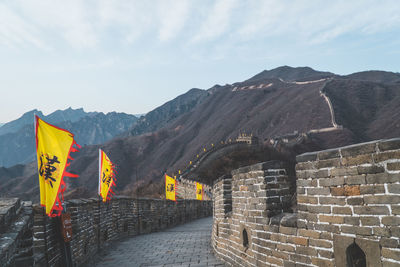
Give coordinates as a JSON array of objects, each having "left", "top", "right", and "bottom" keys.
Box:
[{"left": 92, "top": 217, "right": 224, "bottom": 267}]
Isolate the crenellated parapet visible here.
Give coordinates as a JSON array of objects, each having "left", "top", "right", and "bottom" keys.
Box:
[
  {"left": 212, "top": 137, "right": 400, "bottom": 266},
  {"left": 1, "top": 197, "right": 212, "bottom": 267}
]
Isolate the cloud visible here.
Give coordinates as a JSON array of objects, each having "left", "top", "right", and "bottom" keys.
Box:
[
  {"left": 0, "top": 0, "right": 399, "bottom": 50},
  {"left": 157, "top": 0, "right": 191, "bottom": 42},
  {"left": 0, "top": 3, "right": 47, "bottom": 49},
  {"left": 191, "top": 0, "right": 238, "bottom": 43}
]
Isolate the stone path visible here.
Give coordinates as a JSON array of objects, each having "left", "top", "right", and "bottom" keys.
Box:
[{"left": 92, "top": 217, "right": 224, "bottom": 267}]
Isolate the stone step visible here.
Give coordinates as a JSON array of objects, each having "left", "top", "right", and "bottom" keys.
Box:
[{"left": 0, "top": 198, "right": 21, "bottom": 234}]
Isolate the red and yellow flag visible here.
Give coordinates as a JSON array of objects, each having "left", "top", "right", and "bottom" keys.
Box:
[
  {"left": 99, "top": 149, "right": 116, "bottom": 202},
  {"left": 165, "top": 174, "right": 176, "bottom": 201},
  {"left": 35, "top": 115, "right": 80, "bottom": 217},
  {"left": 196, "top": 182, "right": 203, "bottom": 201}
]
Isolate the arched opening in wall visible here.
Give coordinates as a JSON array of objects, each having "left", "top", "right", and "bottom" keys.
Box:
[
  {"left": 123, "top": 222, "right": 128, "bottom": 232},
  {"left": 242, "top": 228, "right": 249, "bottom": 248},
  {"left": 216, "top": 223, "right": 219, "bottom": 237},
  {"left": 346, "top": 243, "right": 366, "bottom": 267}
]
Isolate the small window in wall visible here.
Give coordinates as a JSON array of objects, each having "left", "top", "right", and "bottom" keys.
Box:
[
  {"left": 242, "top": 228, "right": 249, "bottom": 248},
  {"left": 346, "top": 243, "right": 366, "bottom": 267}
]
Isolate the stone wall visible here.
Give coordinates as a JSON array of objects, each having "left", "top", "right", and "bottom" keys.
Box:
[
  {"left": 32, "top": 197, "right": 212, "bottom": 266},
  {"left": 0, "top": 198, "right": 33, "bottom": 266},
  {"left": 176, "top": 177, "right": 212, "bottom": 200},
  {"left": 0, "top": 197, "right": 211, "bottom": 267},
  {"left": 212, "top": 137, "right": 400, "bottom": 267}
]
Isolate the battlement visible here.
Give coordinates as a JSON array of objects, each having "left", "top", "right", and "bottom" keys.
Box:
[
  {"left": 0, "top": 197, "right": 212, "bottom": 267},
  {"left": 212, "top": 137, "right": 400, "bottom": 266}
]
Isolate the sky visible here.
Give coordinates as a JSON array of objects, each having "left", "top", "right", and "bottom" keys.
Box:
[{"left": 0, "top": 0, "right": 400, "bottom": 122}]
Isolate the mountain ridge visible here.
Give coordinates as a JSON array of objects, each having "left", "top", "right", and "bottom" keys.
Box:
[{"left": 1, "top": 66, "right": 400, "bottom": 201}]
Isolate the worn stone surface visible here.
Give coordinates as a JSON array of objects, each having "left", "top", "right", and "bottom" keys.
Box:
[{"left": 91, "top": 217, "right": 223, "bottom": 267}]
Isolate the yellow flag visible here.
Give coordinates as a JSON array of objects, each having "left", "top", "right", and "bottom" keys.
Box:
[
  {"left": 99, "top": 149, "right": 116, "bottom": 202},
  {"left": 196, "top": 182, "right": 203, "bottom": 200},
  {"left": 35, "top": 115, "right": 80, "bottom": 217},
  {"left": 165, "top": 174, "right": 176, "bottom": 201}
]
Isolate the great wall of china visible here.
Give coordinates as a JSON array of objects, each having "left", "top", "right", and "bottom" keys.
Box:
[
  {"left": 212, "top": 137, "right": 400, "bottom": 266},
  {"left": 1, "top": 137, "right": 400, "bottom": 266}
]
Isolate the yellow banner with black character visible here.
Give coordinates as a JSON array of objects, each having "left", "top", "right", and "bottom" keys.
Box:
[
  {"left": 165, "top": 174, "right": 176, "bottom": 201},
  {"left": 35, "top": 115, "right": 80, "bottom": 217},
  {"left": 99, "top": 149, "right": 117, "bottom": 202},
  {"left": 196, "top": 182, "right": 203, "bottom": 200}
]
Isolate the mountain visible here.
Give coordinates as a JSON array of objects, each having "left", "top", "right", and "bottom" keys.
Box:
[
  {"left": 343, "top": 70, "right": 400, "bottom": 84},
  {"left": 128, "top": 88, "right": 209, "bottom": 136},
  {"left": 245, "top": 66, "right": 335, "bottom": 83},
  {"left": 0, "top": 109, "right": 137, "bottom": 167},
  {"left": 0, "top": 109, "right": 44, "bottom": 136},
  {"left": 1, "top": 66, "right": 400, "bottom": 201}
]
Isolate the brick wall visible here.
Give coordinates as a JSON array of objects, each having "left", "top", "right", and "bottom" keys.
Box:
[
  {"left": 176, "top": 177, "right": 212, "bottom": 200},
  {"left": 212, "top": 137, "right": 400, "bottom": 266},
  {"left": 30, "top": 197, "right": 211, "bottom": 267}
]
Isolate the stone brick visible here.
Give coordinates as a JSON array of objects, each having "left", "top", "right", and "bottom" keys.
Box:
[
  {"left": 388, "top": 184, "right": 400, "bottom": 194},
  {"left": 316, "top": 158, "right": 341, "bottom": 169},
  {"left": 298, "top": 229, "right": 320, "bottom": 239},
  {"left": 347, "top": 197, "right": 364, "bottom": 206},
  {"left": 366, "top": 173, "right": 400, "bottom": 184},
  {"left": 344, "top": 185, "right": 361, "bottom": 196},
  {"left": 309, "top": 239, "right": 333, "bottom": 248},
  {"left": 288, "top": 236, "right": 308, "bottom": 246},
  {"left": 341, "top": 225, "right": 372, "bottom": 236},
  {"left": 315, "top": 169, "right": 329, "bottom": 178},
  {"left": 354, "top": 206, "right": 390, "bottom": 215},
  {"left": 341, "top": 142, "right": 376, "bottom": 157},
  {"left": 373, "top": 227, "right": 391, "bottom": 237},
  {"left": 297, "top": 196, "right": 318, "bottom": 204},
  {"left": 357, "top": 165, "right": 385, "bottom": 174},
  {"left": 312, "top": 223, "right": 340, "bottom": 234},
  {"left": 318, "top": 149, "right": 340, "bottom": 160},
  {"left": 374, "top": 150, "right": 400, "bottom": 162},
  {"left": 296, "top": 245, "right": 317, "bottom": 256},
  {"left": 311, "top": 258, "right": 334, "bottom": 267},
  {"left": 392, "top": 205, "right": 400, "bottom": 215},
  {"left": 331, "top": 187, "right": 345, "bottom": 196},
  {"left": 307, "top": 205, "right": 331, "bottom": 214},
  {"left": 342, "top": 154, "right": 373, "bottom": 166},
  {"left": 364, "top": 195, "right": 400, "bottom": 204},
  {"left": 380, "top": 237, "right": 399, "bottom": 248},
  {"left": 345, "top": 175, "right": 366, "bottom": 185},
  {"left": 344, "top": 217, "right": 360, "bottom": 226},
  {"left": 279, "top": 226, "right": 296, "bottom": 235},
  {"left": 360, "top": 216, "right": 380, "bottom": 226},
  {"left": 378, "top": 138, "right": 400, "bottom": 151},
  {"left": 296, "top": 161, "right": 315, "bottom": 171},
  {"left": 319, "top": 215, "right": 344, "bottom": 224},
  {"left": 319, "top": 197, "right": 346, "bottom": 205},
  {"left": 332, "top": 207, "right": 352, "bottom": 215},
  {"left": 388, "top": 162, "right": 400, "bottom": 171},
  {"left": 382, "top": 248, "right": 400, "bottom": 261},
  {"left": 331, "top": 167, "right": 358, "bottom": 177},
  {"left": 360, "top": 184, "right": 385, "bottom": 194},
  {"left": 382, "top": 216, "right": 400, "bottom": 226},
  {"left": 307, "top": 187, "right": 330, "bottom": 195},
  {"left": 319, "top": 177, "right": 344, "bottom": 187},
  {"left": 276, "top": 243, "right": 295, "bottom": 252},
  {"left": 289, "top": 254, "right": 311, "bottom": 265},
  {"left": 318, "top": 249, "right": 334, "bottom": 259}
]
